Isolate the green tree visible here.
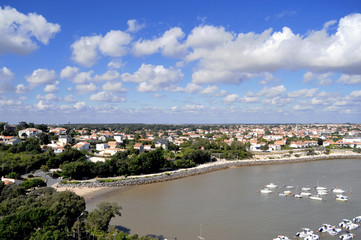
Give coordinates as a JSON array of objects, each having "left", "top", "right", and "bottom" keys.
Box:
[{"left": 86, "top": 202, "right": 121, "bottom": 234}]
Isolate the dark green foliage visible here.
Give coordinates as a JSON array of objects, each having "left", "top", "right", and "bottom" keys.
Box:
[
  {"left": 86, "top": 202, "right": 121, "bottom": 233},
  {"left": 20, "top": 178, "right": 46, "bottom": 189}
]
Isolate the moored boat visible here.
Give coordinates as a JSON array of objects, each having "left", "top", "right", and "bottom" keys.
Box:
[
  {"left": 266, "top": 183, "right": 278, "bottom": 188},
  {"left": 332, "top": 188, "right": 345, "bottom": 194},
  {"left": 261, "top": 188, "right": 272, "bottom": 194},
  {"left": 310, "top": 195, "right": 322, "bottom": 201},
  {"left": 353, "top": 216, "right": 361, "bottom": 223},
  {"left": 273, "top": 235, "right": 290, "bottom": 240},
  {"left": 339, "top": 233, "right": 354, "bottom": 240},
  {"left": 296, "top": 228, "right": 314, "bottom": 238}
]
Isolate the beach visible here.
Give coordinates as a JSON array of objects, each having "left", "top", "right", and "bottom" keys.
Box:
[{"left": 55, "top": 150, "right": 361, "bottom": 198}]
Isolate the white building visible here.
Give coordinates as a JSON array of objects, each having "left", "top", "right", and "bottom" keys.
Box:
[
  {"left": 114, "top": 135, "right": 124, "bottom": 143},
  {"left": 18, "top": 128, "right": 42, "bottom": 138},
  {"left": 96, "top": 143, "right": 109, "bottom": 151}
]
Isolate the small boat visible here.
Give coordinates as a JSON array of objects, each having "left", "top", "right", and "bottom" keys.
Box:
[
  {"left": 345, "top": 223, "right": 359, "bottom": 230},
  {"left": 304, "top": 234, "right": 319, "bottom": 240},
  {"left": 273, "top": 235, "right": 290, "bottom": 240},
  {"left": 315, "top": 186, "right": 327, "bottom": 191},
  {"left": 332, "top": 188, "right": 345, "bottom": 194},
  {"left": 266, "top": 183, "right": 278, "bottom": 188},
  {"left": 310, "top": 195, "right": 322, "bottom": 201},
  {"left": 294, "top": 194, "right": 302, "bottom": 198},
  {"left": 300, "top": 192, "right": 312, "bottom": 196},
  {"left": 339, "top": 219, "right": 353, "bottom": 228},
  {"left": 260, "top": 188, "right": 272, "bottom": 194},
  {"left": 279, "top": 193, "right": 288, "bottom": 197},
  {"left": 328, "top": 227, "right": 342, "bottom": 236},
  {"left": 353, "top": 216, "right": 361, "bottom": 223},
  {"left": 336, "top": 195, "right": 349, "bottom": 202},
  {"left": 284, "top": 190, "right": 292, "bottom": 194},
  {"left": 302, "top": 187, "right": 311, "bottom": 191},
  {"left": 339, "top": 233, "right": 354, "bottom": 240},
  {"left": 317, "top": 190, "right": 328, "bottom": 195},
  {"left": 285, "top": 185, "right": 294, "bottom": 189},
  {"left": 296, "top": 228, "right": 314, "bottom": 238},
  {"left": 318, "top": 224, "right": 333, "bottom": 233}
]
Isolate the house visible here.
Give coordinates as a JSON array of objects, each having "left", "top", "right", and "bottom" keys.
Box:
[
  {"left": 49, "top": 127, "right": 67, "bottom": 135},
  {"left": 104, "top": 148, "right": 125, "bottom": 156},
  {"left": 0, "top": 136, "right": 21, "bottom": 145},
  {"left": 96, "top": 143, "right": 109, "bottom": 151},
  {"left": 107, "top": 141, "right": 119, "bottom": 148},
  {"left": 114, "top": 135, "right": 124, "bottom": 143},
  {"left": 1, "top": 176, "right": 15, "bottom": 185},
  {"left": 72, "top": 142, "right": 91, "bottom": 151},
  {"left": 144, "top": 145, "right": 152, "bottom": 151},
  {"left": 134, "top": 143, "right": 144, "bottom": 153},
  {"left": 18, "top": 128, "right": 42, "bottom": 138},
  {"left": 58, "top": 135, "right": 72, "bottom": 145},
  {"left": 154, "top": 139, "right": 169, "bottom": 149}
]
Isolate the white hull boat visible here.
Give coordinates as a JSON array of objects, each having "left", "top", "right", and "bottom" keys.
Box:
[
  {"left": 336, "top": 195, "right": 348, "bottom": 202},
  {"left": 261, "top": 188, "right": 272, "bottom": 194},
  {"left": 302, "top": 187, "right": 311, "bottom": 191},
  {"left": 304, "top": 234, "right": 319, "bottom": 240},
  {"left": 353, "top": 216, "right": 361, "bottom": 223},
  {"left": 296, "top": 228, "right": 314, "bottom": 238},
  {"left": 332, "top": 188, "right": 345, "bottom": 194},
  {"left": 266, "top": 183, "right": 278, "bottom": 188},
  {"left": 300, "top": 192, "right": 312, "bottom": 196},
  {"left": 273, "top": 235, "right": 290, "bottom": 240},
  {"left": 310, "top": 195, "right": 322, "bottom": 201},
  {"left": 339, "top": 233, "right": 354, "bottom": 240}
]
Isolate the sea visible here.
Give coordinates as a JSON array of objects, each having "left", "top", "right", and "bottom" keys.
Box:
[{"left": 86, "top": 158, "right": 361, "bottom": 240}]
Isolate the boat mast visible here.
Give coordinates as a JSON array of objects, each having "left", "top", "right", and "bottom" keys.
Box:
[{"left": 197, "top": 224, "right": 205, "bottom": 240}]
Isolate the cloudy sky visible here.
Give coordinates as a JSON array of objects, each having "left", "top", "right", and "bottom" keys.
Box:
[{"left": 0, "top": 0, "right": 360, "bottom": 124}]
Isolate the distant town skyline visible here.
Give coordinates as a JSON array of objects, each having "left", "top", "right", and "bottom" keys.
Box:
[{"left": 0, "top": 0, "right": 360, "bottom": 124}]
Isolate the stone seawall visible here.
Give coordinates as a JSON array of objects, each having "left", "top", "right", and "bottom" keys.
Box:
[{"left": 58, "top": 154, "right": 361, "bottom": 189}]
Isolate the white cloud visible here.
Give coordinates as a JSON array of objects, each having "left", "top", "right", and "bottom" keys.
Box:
[
  {"left": 337, "top": 74, "right": 361, "bottom": 85},
  {"left": 74, "top": 101, "right": 86, "bottom": 110},
  {"left": 98, "top": 30, "right": 132, "bottom": 57},
  {"left": 36, "top": 100, "right": 50, "bottom": 110},
  {"left": 240, "top": 92, "right": 259, "bottom": 103},
  {"left": 16, "top": 84, "right": 28, "bottom": 94},
  {"left": 60, "top": 66, "right": 79, "bottom": 79},
  {"left": 186, "top": 25, "right": 234, "bottom": 48},
  {"left": 107, "top": 59, "right": 125, "bottom": 69},
  {"left": 132, "top": 27, "right": 186, "bottom": 57},
  {"left": 75, "top": 82, "right": 97, "bottom": 94},
  {"left": 293, "top": 105, "right": 313, "bottom": 111},
  {"left": 259, "top": 72, "right": 277, "bottom": 85},
  {"left": 0, "top": 97, "right": 22, "bottom": 106},
  {"left": 258, "top": 85, "right": 286, "bottom": 98},
  {"left": 94, "top": 70, "right": 121, "bottom": 82},
  {"left": 64, "top": 95, "right": 76, "bottom": 103},
  {"left": 90, "top": 91, "right": 126, "bottom": 102},
  {"left": 192, "top": 70, "right": 253, "bottom": 84},
  {"left": 36, "top": 93, "right": 58, "bottom": 101},
  {"left": 71, "top": 35, "right": 102, "bottom": 67},
  {"left": 183, "top": 104, "right": 204, "bottom": 111},
  {"left": 0, "top": 66, "right": 14, "bottom": 93},
  {"left": 26, "top": 68, "right": 57, "bottom": 86},
  {"left": 224, "top": 94, "right": 239, "bottom": 103},
  {"left": 102, "top": 81, "right": 127, "bottom": 92},
  {"left": 201, "top": 85, "right": 218, "bottom": 95},
  {"left": 127, "top": 19, "right": 145, "bottom": 33},
  {"left": 350, "top": 90, "right": 361, "bottom": 98},
  {"left": 44, "top": 81, "right": 59, "bottom": 92},
  {"left": 287, "top": 88, "right": 318, "bottom": 98},
  {"left": 0, "top": 6, "right": 60, "bottom": 55},
  {"left": 122, "top": 64, "right": 183, "bottom": 92},
  {"left": 302, "top": 72, "right": 333, "bottom": 85}
]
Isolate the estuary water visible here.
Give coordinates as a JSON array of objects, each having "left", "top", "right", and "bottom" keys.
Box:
[{"left": 86, "top": 159, "right": 361, "bottom": 240}]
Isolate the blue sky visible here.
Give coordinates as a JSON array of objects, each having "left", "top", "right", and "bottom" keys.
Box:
[{"left": 0, "top": 0, "right": 360, "bottom": 124}]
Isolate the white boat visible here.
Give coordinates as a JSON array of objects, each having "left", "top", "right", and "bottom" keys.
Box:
[
  {"left": 332, "top": 188, "right": 345, "bottom": 194},
  {"left": 353, "top": 216, "right": 361, "bottom": 223},
  {"left": 284, "top": 190, "right": 292, "bottom": 194},
  {"left": 315, "top": 186, "right": 327, "bottom": 191},
  {"left": 345, "top": 223, "right": 359, "bottom": 230},
  {"left": 336, "top": 195, "right": 348, "bottom": 202},
  {"left": 310, "top": 195, "right": 322, "bottom": 201},
  {"left": 302, "top": 187, "right": 311, "bottom": 191},
  {"left": 266, "top": 183, "right": 278, "bottom": 188},
  {"left": 318, "top": 224, "right": 333, "bottom": 233},
  {"left": 328, "top": 227, "right": 342, "bottom": 236},
  {"left": 339, "top": 219, "right": 353, "bottom": 228},
  {"left": 294, "top": 194, "right": 302, "bottom": 198},
  {"left": 296, "top": 228, "right": 314, "bottom": 238},
  {"left": 285, "top": 185, "right": 294, "bottom": 189},
  {"left": 300, "top": 192, "right": 312, "bottom": 196},
  {"left": 279, "top": 193, "right": 288, "bottom": 197},
  {"left": 339, "top": 233, "right": 354, "bottom": 240},
  {"left": 317, "top": 190, "right": 328, "bottom": 195},
  {"left": 304, "top": 234, "right": 319, "bottom": 240},
  {"left": 273, "top": 235, "right": 290, "bottom": 240},
  {"left": 261, "top": 188, "right": 272, "bottom": 194}
]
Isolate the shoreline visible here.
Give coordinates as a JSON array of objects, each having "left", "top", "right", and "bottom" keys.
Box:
[{"left": 56, "top": 152, "right": 361, "bottom": 197}]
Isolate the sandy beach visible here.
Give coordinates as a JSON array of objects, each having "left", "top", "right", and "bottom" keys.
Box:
[{"left": 55, "top": 150, "right": 361, "bottom": 198}]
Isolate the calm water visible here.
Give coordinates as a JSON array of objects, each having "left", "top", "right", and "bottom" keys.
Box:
[{"left": 86, "top": 159, "right": 361, "bottom": 240}]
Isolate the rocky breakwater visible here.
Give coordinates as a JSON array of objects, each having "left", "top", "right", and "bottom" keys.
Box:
[{"left": 58, "top": 153, "right": 361, "bottom": 189}]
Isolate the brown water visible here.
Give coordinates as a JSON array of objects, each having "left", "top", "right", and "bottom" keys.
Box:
[{"left": 86, "top": 159, "right": 361, "bottom": 240}]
